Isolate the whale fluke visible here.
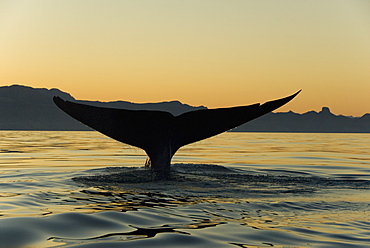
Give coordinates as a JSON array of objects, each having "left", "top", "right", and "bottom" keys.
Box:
[{"left": 53, "top": 90, "right": 300, "bottom": 178}]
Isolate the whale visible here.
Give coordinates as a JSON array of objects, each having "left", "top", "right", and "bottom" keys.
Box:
[{"left": 53, "top": 90, "right": 300, "bottom": 178}]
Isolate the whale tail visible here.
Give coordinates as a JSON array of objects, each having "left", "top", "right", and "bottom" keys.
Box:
[{"left": 53, "top": 90, "right": 300, "bottom": 177}]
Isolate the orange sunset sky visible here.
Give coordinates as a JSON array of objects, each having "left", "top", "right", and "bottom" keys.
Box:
[{"left": 1, "top": 1, "right": 369, "bottom": 116}]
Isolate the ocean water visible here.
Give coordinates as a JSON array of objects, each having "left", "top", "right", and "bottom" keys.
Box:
[{"left": 0, "top": 131, "right": 369, "bottom": 248}]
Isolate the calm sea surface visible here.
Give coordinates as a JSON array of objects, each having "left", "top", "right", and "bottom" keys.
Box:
[{"left": 0, "top": 131, "right": 369, "bottom": 247}]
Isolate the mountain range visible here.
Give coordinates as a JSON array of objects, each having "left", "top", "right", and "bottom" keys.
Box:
[{"left": 0, "top": 85, "right": 369, "bottom": 133}]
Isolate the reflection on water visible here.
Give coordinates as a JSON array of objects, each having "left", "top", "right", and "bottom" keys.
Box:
[{"left": 0, "top": 131, "right": 369, "bottom": 247}]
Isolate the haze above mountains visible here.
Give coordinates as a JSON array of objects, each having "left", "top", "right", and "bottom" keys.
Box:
[{"left": 1, "top": 85, "right": 369, "bottom": 133}]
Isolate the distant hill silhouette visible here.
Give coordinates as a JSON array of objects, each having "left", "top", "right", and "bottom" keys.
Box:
[
  {"left": 233, "top": 107, "right": 370, "bottom": 133},
  {"left": 0, "top": 85, "right": 205, "bottom": 130},
  {"left": 0, "top": 85, "right": 369, "bottom": 132}
]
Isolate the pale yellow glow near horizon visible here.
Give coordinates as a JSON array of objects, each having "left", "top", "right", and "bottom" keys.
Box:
[{"left": 0, "top": 0, "right": 369, "bottom": 116}]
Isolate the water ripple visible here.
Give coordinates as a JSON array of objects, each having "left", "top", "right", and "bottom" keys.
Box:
[{"left": 1, "top": 131, "right": 370, "bottom": 247}]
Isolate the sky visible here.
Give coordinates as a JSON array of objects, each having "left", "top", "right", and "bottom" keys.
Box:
[{"left": 0, "top": 1, "right": 369, "bottom": 116}]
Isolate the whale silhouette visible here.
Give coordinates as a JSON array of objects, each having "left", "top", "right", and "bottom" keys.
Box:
[{"left": 53, "top": 90, "right": 300, "bottom": 178}]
